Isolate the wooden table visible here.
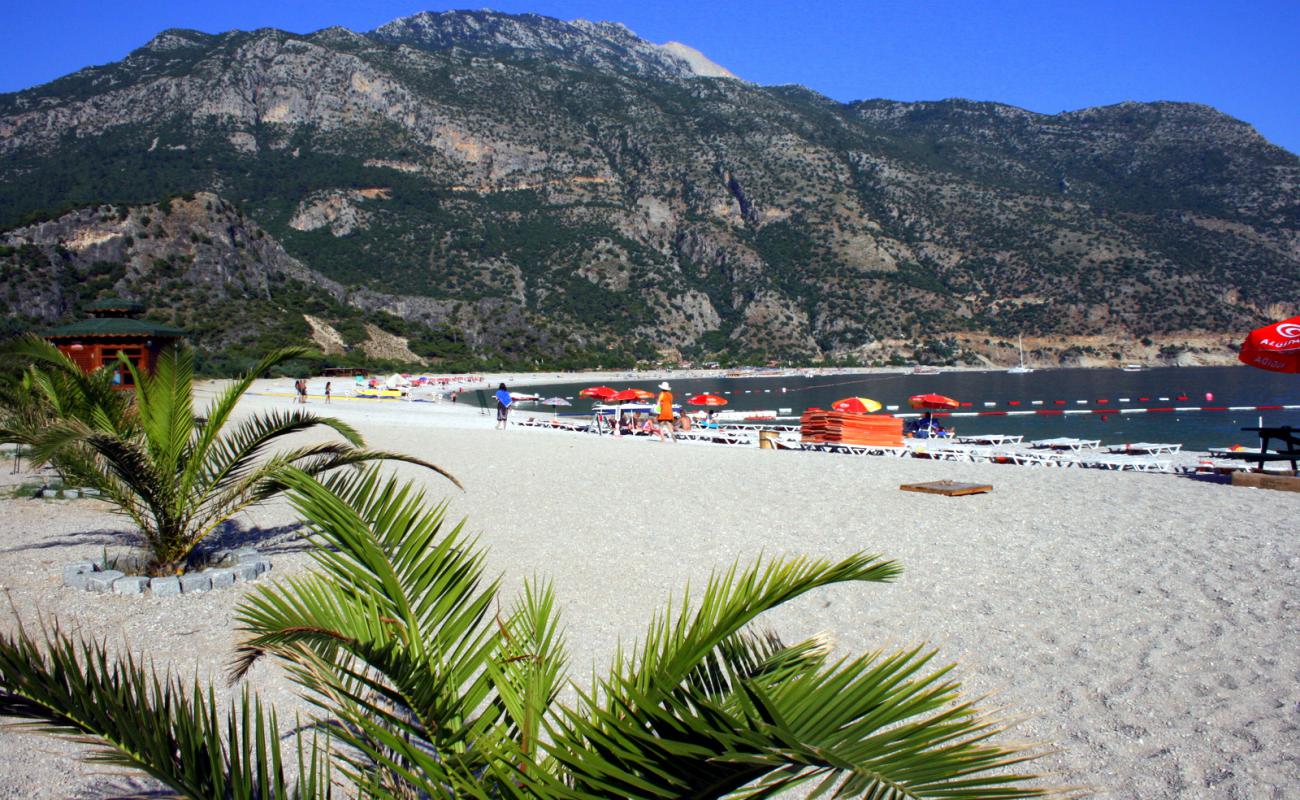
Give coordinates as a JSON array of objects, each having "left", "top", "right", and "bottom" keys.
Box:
[{"left": 1215, "top": 426, "right": 1300, "bottom": 472}]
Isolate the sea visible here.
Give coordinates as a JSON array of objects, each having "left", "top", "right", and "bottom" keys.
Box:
[{"left": 521, "top": 366, "right": 1298, "bottom": 453}]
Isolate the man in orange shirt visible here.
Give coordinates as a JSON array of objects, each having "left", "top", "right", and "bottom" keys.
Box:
[{"left": 655, "top": 381, "right": 675, "bottom": 443}]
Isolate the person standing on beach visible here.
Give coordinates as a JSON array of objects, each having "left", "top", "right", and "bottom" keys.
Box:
[
  {"left": 655, "top": 381, "right": 675, "bottom": 443},
  {"left": 495, "top": 382, "right": 513, "bottom": 429},
  {"left": 324, "top": 381, "right": 331, "bottom": 404}
]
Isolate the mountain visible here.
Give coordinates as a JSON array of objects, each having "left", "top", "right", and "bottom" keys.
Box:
[{"left": 2, "top": 9, "right": 1297, "bottom": 369}]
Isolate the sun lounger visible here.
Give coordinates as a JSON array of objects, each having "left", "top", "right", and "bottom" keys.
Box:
[
  {"left": 1106, "top": 442, "right": 1182, "bottom": 455},
  {"left": 1080, "top": 454, "right": 1174, "bottom": 472},
  {"left": 954, "top": 434, "right": 1024, "bottom": 446},
  {"left": 1029, "top": 437, "right": 1102, "bottom": 452}
]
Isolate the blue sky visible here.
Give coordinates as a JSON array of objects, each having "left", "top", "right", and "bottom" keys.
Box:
[{"left": 2, "top": 1, "right": 1297, "bottom": 154}]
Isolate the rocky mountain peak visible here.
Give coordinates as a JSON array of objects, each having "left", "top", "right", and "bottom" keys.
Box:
[
  {"left": 369, "top": 9, "right": 736, "bottom": 81},
  {"left": 140, "top": 28, "right": 213, "bottom": 52}
]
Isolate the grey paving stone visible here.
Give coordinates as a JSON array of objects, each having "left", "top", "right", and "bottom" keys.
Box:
[
  {"left": 252, "top": 558, "right": 272, "bottom": 575},
  {"left": 86, "top": 570, "right": 124, "bottom": 592},
  {"left": 151, "top": 577, "right": 181, "bottom": 596},
  {"left": 63, "top": 571, "right": 93, "bottom": 589},
  {"left": 62, "top": 489, "right": 80, "bottom": 499},
  {"left": 235, "top": 549, "right": 261, "bottom": 563},
  {"left": 233, "top": 564, "right": 259, "bottom": 582},
  {"left": 179, "top": 573, "right": 211, "bottom": 594},
  {"left": 64, "top": 560, "right": 97, "bottom": 578},
  {"left": 208, "top": 569, "right": 235, "bottom": 589},
  {"left": 113, "top": 576, "right": 149, "bottom": 595}
]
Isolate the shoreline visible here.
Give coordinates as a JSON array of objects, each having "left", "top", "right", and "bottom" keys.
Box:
[{"left": 306, "top": 360, "right": 1253, "bottom": 394}]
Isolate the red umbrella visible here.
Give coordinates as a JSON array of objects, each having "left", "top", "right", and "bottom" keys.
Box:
[
  {"left": 908, "top": 393, "right": 959, "bottom": 410},
  {"left": 831, "top": 396, "right": 882, "bottom": 413},
  {"left": 1239, "top": 316, "right": 1300, "bottom": 373},
  {"left": 608, "top": 389, "right": 646, "bottom": 403},
  {"left": 688, "top": 394, "right": 728, "bottom": 407},
  {"left": 579, "top": 386, "right": 617, "bottom": 400}
]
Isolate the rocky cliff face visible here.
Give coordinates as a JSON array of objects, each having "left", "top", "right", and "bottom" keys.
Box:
[{"left": 1, "top": 10, "right": 1297, "bottom": 367}]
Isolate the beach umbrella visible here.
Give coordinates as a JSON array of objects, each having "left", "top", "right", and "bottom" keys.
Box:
[
  {"left": 908, "top": 393, "right": 958, "bottom": 437},
  {"left": 608, "top": 389, "right": 644, "bottom": 403},
  {"left": 579, "top": 386, "right": 617, "bottom": 400},
  {"left": 831, "top": 396, "right": 882, "bottom": 414},
  {"left": 908, "top": 393, "right": 960, "bottom": 410},
  {"left": 540, "top": 396, "right": 571, "bottom": 418},
  {"left": 1238, "top": 316, "right": 1300, "bottom": 373},
  {"left": 688, "top": 393, "right": 728, "bottom": 407},
  {"left": 627, "top": 388, "right": 656, "bottom": 400}
]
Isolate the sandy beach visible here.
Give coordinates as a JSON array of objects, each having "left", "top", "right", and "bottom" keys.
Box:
[{"left": 1, "top": 382, "right": 1298, "bottom": 798}]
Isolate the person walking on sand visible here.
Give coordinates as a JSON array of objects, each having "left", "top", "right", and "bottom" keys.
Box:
[
  {"left": 324, "top": 381, "right": 331, "bottom": 404},
  {"left": 495, "top": 382, "right": 513, "bottom": 429},
  {"left": 655, "top": 381, "right": 675, "bottom": 443}
]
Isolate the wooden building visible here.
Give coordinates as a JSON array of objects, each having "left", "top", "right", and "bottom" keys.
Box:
[{"left": 43, "top": 298, "right": 184, "bottom": 386}]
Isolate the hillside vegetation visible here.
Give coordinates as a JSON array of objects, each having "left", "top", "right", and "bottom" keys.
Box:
[{"left": 2, "top": 10, "right": 1297, "bottom": 369}]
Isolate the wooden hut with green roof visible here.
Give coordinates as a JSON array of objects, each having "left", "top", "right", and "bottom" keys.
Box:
[{"left": 43, "top": 298, "right": 184, "bottom": 386}]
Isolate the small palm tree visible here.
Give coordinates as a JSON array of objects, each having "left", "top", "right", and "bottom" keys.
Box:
[
  {"left": 0, "top": 468, "right": 1056, "bottom": 798},
  {"left": 0, "top": 337, "right": 133, "bottom": 484},
  {"left": 8, "top": 337, "right": 456, "bottom": 574}
]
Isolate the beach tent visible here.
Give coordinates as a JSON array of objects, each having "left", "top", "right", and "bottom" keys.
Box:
[{"left": 1239, "top": 316, "right": 1300, "bottom": 373}]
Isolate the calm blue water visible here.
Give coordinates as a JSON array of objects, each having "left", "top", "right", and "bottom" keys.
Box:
[{"left": 524, "top": 366, "right": 1298, "bottom": 452}]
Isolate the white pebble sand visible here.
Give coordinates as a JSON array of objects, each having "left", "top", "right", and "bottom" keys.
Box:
[{"left": 0, "top": 383, "right": 1297, "bottom": 798}]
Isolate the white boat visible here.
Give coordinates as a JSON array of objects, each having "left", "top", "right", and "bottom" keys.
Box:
[
  {"left": 911, "top": 365, "right": 941, "bottom": 375},
  {"left": 1007, "top": 335, "right": 1034, "bottom": 374},
  {"left": 1120, "top": 364, "right": 1145, "bottom": 372}
]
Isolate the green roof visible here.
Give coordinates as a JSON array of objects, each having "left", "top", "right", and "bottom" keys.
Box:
[
  {"left": 85, "top": 297, "right": 145, "bottom": 313},
  {"left": 43, "top": 317, "right": 186, "bottom": 339}
]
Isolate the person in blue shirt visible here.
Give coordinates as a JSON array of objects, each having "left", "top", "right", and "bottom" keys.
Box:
[{"left": 495, "top": 383, "right": 513, "bottom": 429}]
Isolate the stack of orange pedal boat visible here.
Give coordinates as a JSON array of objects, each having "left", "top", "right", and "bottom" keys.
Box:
[{"left": 801, "top": 409, "right": 904, "bottom": 447}]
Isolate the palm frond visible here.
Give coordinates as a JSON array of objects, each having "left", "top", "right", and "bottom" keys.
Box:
[
  {"left": 128, "top": 345, "right": 193, "bottom": 481},
  {"left": 486, "top": 578, "right": 568, "bottom": 763},
  {"left": 234, "top": 468, "right": 498, "bottom": 767},
  {"left": 0, "top": 624, "right": 330, "bottom": 799},
  {"left": 545, "top": 553, "right": 1053, "bottom": 799},
  {"left": 630, "top": 552, "right": 900, "bottom": 687},
  {"left": 187, "top": 346, "right": 315, "bottom": 474}
]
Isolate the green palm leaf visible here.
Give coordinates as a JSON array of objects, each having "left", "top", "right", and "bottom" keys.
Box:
[
  {"left": 233, "top": 468, "right": 501, "bottom": 781},
  {"left": 0, "top": 624, "right": 330, "bottom": 799},
  {"left": 545, "top": 554, "right": 1054, "bottom": 799}
]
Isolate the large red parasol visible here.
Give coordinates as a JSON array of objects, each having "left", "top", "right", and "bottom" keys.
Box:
[
  {"left": 579, "top": 386, "right": 617, "bottom": 400},
  {"left": 688, "top": 394, "right": 728, "bottom": 407},
  {"left": 908, "top": 393, "right": 960, "bottom": 410},
  {"left": 1239, "top": 316, "right": 1300, "bottom": 374},
  {"left": 831, "top": 396, "right": 882, "bottom": 413},
  {"left": 608, "top": 389, "right": 653, "bottom": 402}
]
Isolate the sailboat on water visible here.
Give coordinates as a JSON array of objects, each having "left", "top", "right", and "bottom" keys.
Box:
[{"left": 1006, "top": 334, "right": 1034, "bottom": 374}]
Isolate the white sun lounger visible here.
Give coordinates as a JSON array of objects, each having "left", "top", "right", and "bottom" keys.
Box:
[
  {"left": 954, "top": 434, "right": 1024, "bottom": 446},
  {"left": 1081, "top": 454, "right": 1174, "bottom": 472},
  {"left": 1106, "top": 442, "right": 1182, "bottom": 455},
  {"left": 1029, "top": 437, "right": 1102, "bottom": 452}
]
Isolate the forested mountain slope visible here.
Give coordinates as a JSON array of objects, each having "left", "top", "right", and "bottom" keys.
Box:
[{"left": 2, "top": 9, "right": 1296, "bottom": 368}]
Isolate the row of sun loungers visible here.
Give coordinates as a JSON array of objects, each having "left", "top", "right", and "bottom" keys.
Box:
[
  {"left": 514, "top": 418, "right": 1291, "bottom": 477},
  {"left": 804, "top": 440, "right": 1178, "bottom": 472}
]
